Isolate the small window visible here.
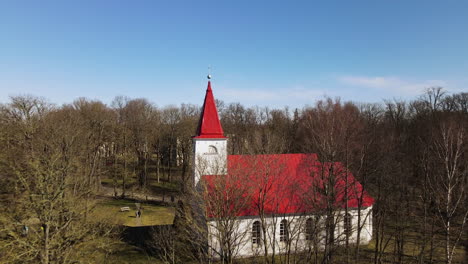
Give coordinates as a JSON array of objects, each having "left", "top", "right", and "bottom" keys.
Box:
[
  {"left": 344, "top": 213, "right": 352, "bottom": 236},
  {"left": 305, "top": 218, "right": 315, "bottom": 241},
  {"left": 207, "top": 145, "right": 217, "bottom": 154},
  {"left": 280, "top": 219, "right": 289, "bottom": 242},
  {"left": 252, "top": 221, "right": 261, "bottom": 245}
]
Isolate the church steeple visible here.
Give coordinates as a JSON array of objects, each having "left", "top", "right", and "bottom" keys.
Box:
[
  {"left": 192, "top": 77, "right": 228, "bottom": 186},
  {"left": 194, "top": 80, "right": 226, "bottom": 139}
]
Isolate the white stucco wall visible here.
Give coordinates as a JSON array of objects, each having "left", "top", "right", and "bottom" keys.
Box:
[
  {"left": 193, "top": 138, "right": 227, "bottom": 186},
  {"left": 207, "top": 206, "right": 373, "bottom": 259}
]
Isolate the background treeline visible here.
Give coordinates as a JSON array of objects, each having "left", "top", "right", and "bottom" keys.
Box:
[{"left": 0, "top": 88, "right": 467, "bottom": 263}]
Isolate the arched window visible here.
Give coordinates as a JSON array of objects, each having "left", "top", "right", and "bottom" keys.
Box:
[
  {"left": 344, "top": 213, "right": 352, "bottom": 236},
  {"left": 252, "top": 221, "right": 261, "bottom": 245},
  {"left": 280, "top": 219, "right": 289, "bottom": 242},
  {"left": 305, "top": 218, "right": 315, "bottom": 241},
  {"left": 207, "top": 145, "right": 217, "bottom": 154}
]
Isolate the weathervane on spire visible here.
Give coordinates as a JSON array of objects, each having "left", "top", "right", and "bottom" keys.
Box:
[{"left": 207, "top": 65, "right": 212, "bottom": 80}]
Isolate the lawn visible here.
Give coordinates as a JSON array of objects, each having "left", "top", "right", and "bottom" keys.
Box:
[
  {"left": 93, "top": 199, "right": 175, "bottom": 227},
  {"left": 102, "top": 242, "right": 163, "bottom": 264},
  {"left": 101, "top": 177, "right": 180, "bottom": 193}
]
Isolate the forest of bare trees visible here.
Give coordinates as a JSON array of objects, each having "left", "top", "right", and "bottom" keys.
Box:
[{"left": 0, "top": 88, "right": 467, "bottom": 263}]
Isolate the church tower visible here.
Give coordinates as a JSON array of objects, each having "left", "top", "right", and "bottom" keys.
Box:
[{"left": 193, "top": 78, "right": 227, "bottom": 186}]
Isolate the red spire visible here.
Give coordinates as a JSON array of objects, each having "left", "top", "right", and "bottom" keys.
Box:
[{"left": 194, "top": 81, "right": 226, "bottom": 139}]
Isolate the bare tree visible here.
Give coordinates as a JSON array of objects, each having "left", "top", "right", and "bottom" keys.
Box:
[
  {"left": 203, "top": 161, "right": 252, "bottom": 263},
  {"left": 177, "top": 104, "right": 199, "bottom": 190},
  {"left": 427, "top": 120, "right": 467, "bottom": 264},
  {"left": 298, "top": 98, "right": 369, "bottom": 264},
  {"left": 0, "top": 97, "right": 115, "bottom": 264}
]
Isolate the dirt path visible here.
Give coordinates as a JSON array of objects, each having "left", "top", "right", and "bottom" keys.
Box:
[
  {"left": 134, "top": 216, "right": 142, "bottom": 226},
  {"left": 99, "top": 186, "right": 177, "bottom": 203}
]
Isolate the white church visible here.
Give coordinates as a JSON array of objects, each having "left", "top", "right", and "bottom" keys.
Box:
[{"left": 192, "top": 78, "right": 374, "bottom": 259}]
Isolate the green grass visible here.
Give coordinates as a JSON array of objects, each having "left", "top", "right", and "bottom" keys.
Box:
[
  {"left": 101, "top": 178, "right": 136, "bottom": 186},
  {"left": 361, "top": 229, "right": 467, "bottom": 263},
  {"left": 101, "top": 177, "right": 180, "bottom": 193},
  {"left": 93, "top": 199, "right": 175, "bottom": 227},
  {"left": 148, "top": 180, "right": 179, "bottom": 192},
  {"left": 102, "top": 242, "right": 162, "bottom": 264},
  {"left": 80, "top": 240, "right": 163, "bottom": 264}
]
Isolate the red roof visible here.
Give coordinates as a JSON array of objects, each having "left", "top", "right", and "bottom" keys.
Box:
[
  {"left": 202, "top": 154, "right": 374, "bottom": 218},
  {"left": 194, "top": 81, "right": 226, "bottom": 139}
]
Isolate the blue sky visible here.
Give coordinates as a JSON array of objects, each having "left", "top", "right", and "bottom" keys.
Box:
[{"left": 0, "top": 1, "right": 467, "bottom": 108}]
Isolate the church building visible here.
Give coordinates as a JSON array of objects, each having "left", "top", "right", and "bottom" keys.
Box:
[{"left": 192, "top": 78, "right": 374, "bottom": 259}]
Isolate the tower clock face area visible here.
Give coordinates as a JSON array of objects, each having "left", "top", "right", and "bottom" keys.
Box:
[
  {"left": 207, "top": 145, "right": 218, "bottom": 154},
  {"left": 194, "top": 139, "right": 227, "bottom": 158}
]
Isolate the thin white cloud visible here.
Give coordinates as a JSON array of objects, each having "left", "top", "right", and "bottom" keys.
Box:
[
  {"left": 339, "top": 76, "right": 447, "bottom": 96},
  {"left": 219, "top": 88, "right": 281, "bottom": 101},
  {"left": 218, "top": 86, "right": 328, "bottom": 104}
]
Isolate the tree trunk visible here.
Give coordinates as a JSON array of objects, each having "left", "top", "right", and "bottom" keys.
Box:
[{"left": 42, "top": 224, "right": 49, "bottom": 264}]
